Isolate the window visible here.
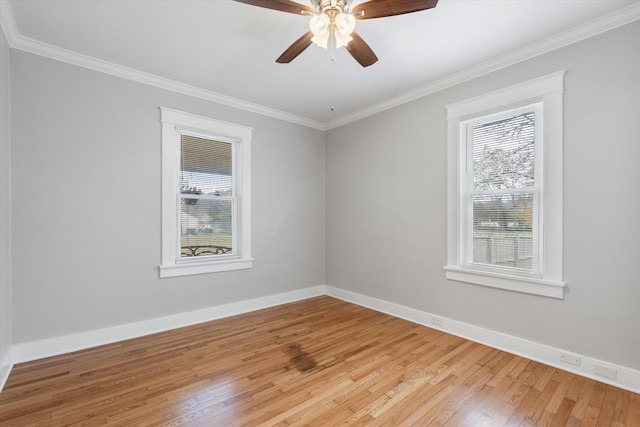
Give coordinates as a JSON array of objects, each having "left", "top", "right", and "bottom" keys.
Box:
[
  {"left": 463, "top": 104, "right": 541, "bottom": 275},
  {"left": 445, "top": 71, "right": 565, "bottom": 298},
  {"left": 160, "top": 108, "right": 252, "bottom": 278}
]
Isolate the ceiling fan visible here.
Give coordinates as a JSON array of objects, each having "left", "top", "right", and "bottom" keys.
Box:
[{"left": 233, "top": 0, "right": 439, "bottom": 67}]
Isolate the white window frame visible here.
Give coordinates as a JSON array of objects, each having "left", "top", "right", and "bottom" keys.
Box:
[
  {"left": 444, "top": 71, "right": 566, "bottom": 299},
  {"left": 159, "top": 108, "right": 252, "bottom": 278},
  {"left": 461, "top": 103, "right": 543, "bottom": 277}
]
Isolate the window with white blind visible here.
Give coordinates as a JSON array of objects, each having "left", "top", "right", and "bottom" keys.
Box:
[
  {"left": 463, "top": 104, "right": 541, "bottom": 275},
  {"left": 445, "top": 72, "right": 565, "bottom": 298},
  {"left": 160, "top": 108, "right": 252, "bottom": 278}
]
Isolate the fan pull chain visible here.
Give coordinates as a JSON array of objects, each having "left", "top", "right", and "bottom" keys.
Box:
[
  {"left": 330, "top": 50, "right": 336, "bottom": 112},
  {"left": 329, "top": 31, "right": 336, "bottom": 112}
]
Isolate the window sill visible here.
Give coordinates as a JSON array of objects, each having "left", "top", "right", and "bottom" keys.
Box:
[
  {"left": 444, "top": 265, "right": 565, "bottom": 299},
  {"left": 160, "top": 257, "right": 253, "bottom": 278}
]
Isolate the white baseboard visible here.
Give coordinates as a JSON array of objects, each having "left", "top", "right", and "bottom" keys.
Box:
[
  {"left": 0, "top": 347, "right": 13, "bottom": 393},
  {"left": 11, "top": 285, "right": 326, "bottom": 365},
  {"left": 5, "top": 284, "right": 639, "bottom": 396},
  {"left": 325, "top": 286, "right": 640, "bottom": 394}
]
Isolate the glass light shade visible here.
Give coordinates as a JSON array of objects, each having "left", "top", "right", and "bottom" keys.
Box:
[
  {"left": 309, "top": 14, "right": 330, "bottom": 36},
  {"left": 334, "top": 32, "right": 353, "bottom": 48},
  {"left": 311, "top": 33, "right": 330, "bottom": 49},
  {"left": 335, "top": 13, "right": 356, "bottom": 35}
]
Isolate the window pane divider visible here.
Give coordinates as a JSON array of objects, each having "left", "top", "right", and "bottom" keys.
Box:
[{"left": 470, "top": 187, "right": 538, "bottom": 196}]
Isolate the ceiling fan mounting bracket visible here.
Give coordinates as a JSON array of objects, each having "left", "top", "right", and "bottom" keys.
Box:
[{"left": 313, "top": 0, "right": 351, "bottom": 15}]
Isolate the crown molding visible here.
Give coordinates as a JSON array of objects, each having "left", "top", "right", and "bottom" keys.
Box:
[
  {"left": 325, "top": 2, "right": 640, "bottom": 130},
  {"left": 0, "top": 1, "right": 326, "bottom": 131},
  {"left": 0, "top": 1, "right": 16, "bottom": 44},
  {"left": 2, "top": 0, "right": 639, "bottom": 131}
]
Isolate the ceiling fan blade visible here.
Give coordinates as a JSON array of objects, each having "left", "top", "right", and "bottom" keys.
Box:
[
  {"left": 233, "top": 0, "right": 312, "bottom": 15},
  {"left": 353, "top": 0, "right": 438, "bottom": 19},
  {"left": 276, "top": 32, "right": 314, "bottom": 63},
  {"left": 345, "top": 32, "right": 378, "bottom": 67}
]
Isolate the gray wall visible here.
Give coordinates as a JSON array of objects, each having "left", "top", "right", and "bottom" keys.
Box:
[
  {"left": 0, "top": 26, "right": 12, "bottom": 364},
  {"left": 326, "top": 21, "right": 640, "bottom": 370},
  {"left": 6, "top": 15, "right": 639, "bottom": 376},
  {"left": 10, "top": 50, "right": 326, "bottom": 343}
]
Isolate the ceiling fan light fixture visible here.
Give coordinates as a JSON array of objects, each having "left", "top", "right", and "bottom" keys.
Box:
[
  {"left": 234, "top": 0, "right": 439, "bottom": 67},
  {"left": 309, "top": 13, "right": 330, "bottom": 36},
  {"left": 311, "top": 32, "right": 330, "bottom": 49},
  {"left": 335, "top": 12, "right": 356, "bottom": 36},
  {"left": 334, "top": 31, "right": 353, "bottom": 49}
]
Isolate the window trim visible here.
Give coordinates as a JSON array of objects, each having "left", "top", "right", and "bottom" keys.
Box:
[
  {"left": 444, "top": 71, "right": 566, "bottom": 299},
  {"left": 159, "top": 108, "right": 252, "bottom": 278}
]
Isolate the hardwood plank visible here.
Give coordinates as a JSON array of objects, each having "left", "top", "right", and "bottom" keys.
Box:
[
  {"left": 440, "top": 383, "right": 494, "bottom": 426},
  {"left": 545, "top": 371, "right": 577, "bottom": 414},
  {"left": 530, "top": 376, "right": 561, "bottom": 423},
  {"left": 583, "top": 405, "right": 602, "bottom": 427},
  {"left": 613, "top": 384, "right": 630, "bottom": 424},
  {"left": 570, "top": 379, "right": 596, "bottom": 422},
  {"left": 550, "top": 397, "right": 576, "bottom": 426},
  {"left": 405, "top": 364, "right": 494, "bottom": 426},
  {"left": 628, "top": 393, "right": 640, "bottom": 425},
  {"left": 596, "top": 385, "right": 620, "bottom": 426},
  {"left": 0, "top": 296, "right": 638, "bottom": 426}
]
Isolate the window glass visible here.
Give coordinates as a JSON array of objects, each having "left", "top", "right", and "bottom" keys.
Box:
[
  {"left": 179, "top": 135, "right": 234, "bottom": 259},
  {"left": 463, "top": 107, "right": 540, "bottom": 275}
]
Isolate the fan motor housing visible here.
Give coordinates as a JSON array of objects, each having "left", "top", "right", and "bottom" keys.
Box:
[{"left": 315, "top": 0, "right": 350, "bottom": 14}]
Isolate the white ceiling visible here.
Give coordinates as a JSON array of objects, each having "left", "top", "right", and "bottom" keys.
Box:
[{"left": 3, "top": 0, "right": 640, "bottom": 128}]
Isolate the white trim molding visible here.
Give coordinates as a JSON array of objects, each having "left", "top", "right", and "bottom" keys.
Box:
[
  {"left": 159, "top": 108, "right": 253, "bottom": 278},
  {"left": 444, "top": 71, "right": 566, "bottom": 299},
  {"left": 4, "top": 285, "right": 639, "bottom": 395},
  {"left": 10, "top": 286, "right": 326, "bottom": 365},
  {"left": 1, "top": 0, "right": 639, "bottom": 130},
  {"left": 444, "top": 266, "right": 565, "bottom": 299},
  {"left": 0, "top": 348, "right": 13, "bottom": 392},
  {"left": 325, "top": 286, "right": 640, "bottom": 394},
  {"left": 0, "top": 0, "right": 12, "bottom": 398},
  {"left": 0, "top": 0, "right": 324, "bottom": 130},
  {"left": 0, "top": 1, "right": 17, "bottom": 44},
  {"left": 325, "top": 3, "right": 640, "bottom": 129}
]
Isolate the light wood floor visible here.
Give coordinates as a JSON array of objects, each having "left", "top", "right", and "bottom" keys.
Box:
[{"left": 0, "top": 296, "right": 638, "bottom": 426}]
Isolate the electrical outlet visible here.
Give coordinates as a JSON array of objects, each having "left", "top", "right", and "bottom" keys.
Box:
[
  {"left": 593, "top": 364, "right": 617, "bottom": 380},
  {"left": 559, "top": 352, "right": 581, "bottom": 366},
  {"left": 430, "top": 316, "right": 443, "bottom": 327}
]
